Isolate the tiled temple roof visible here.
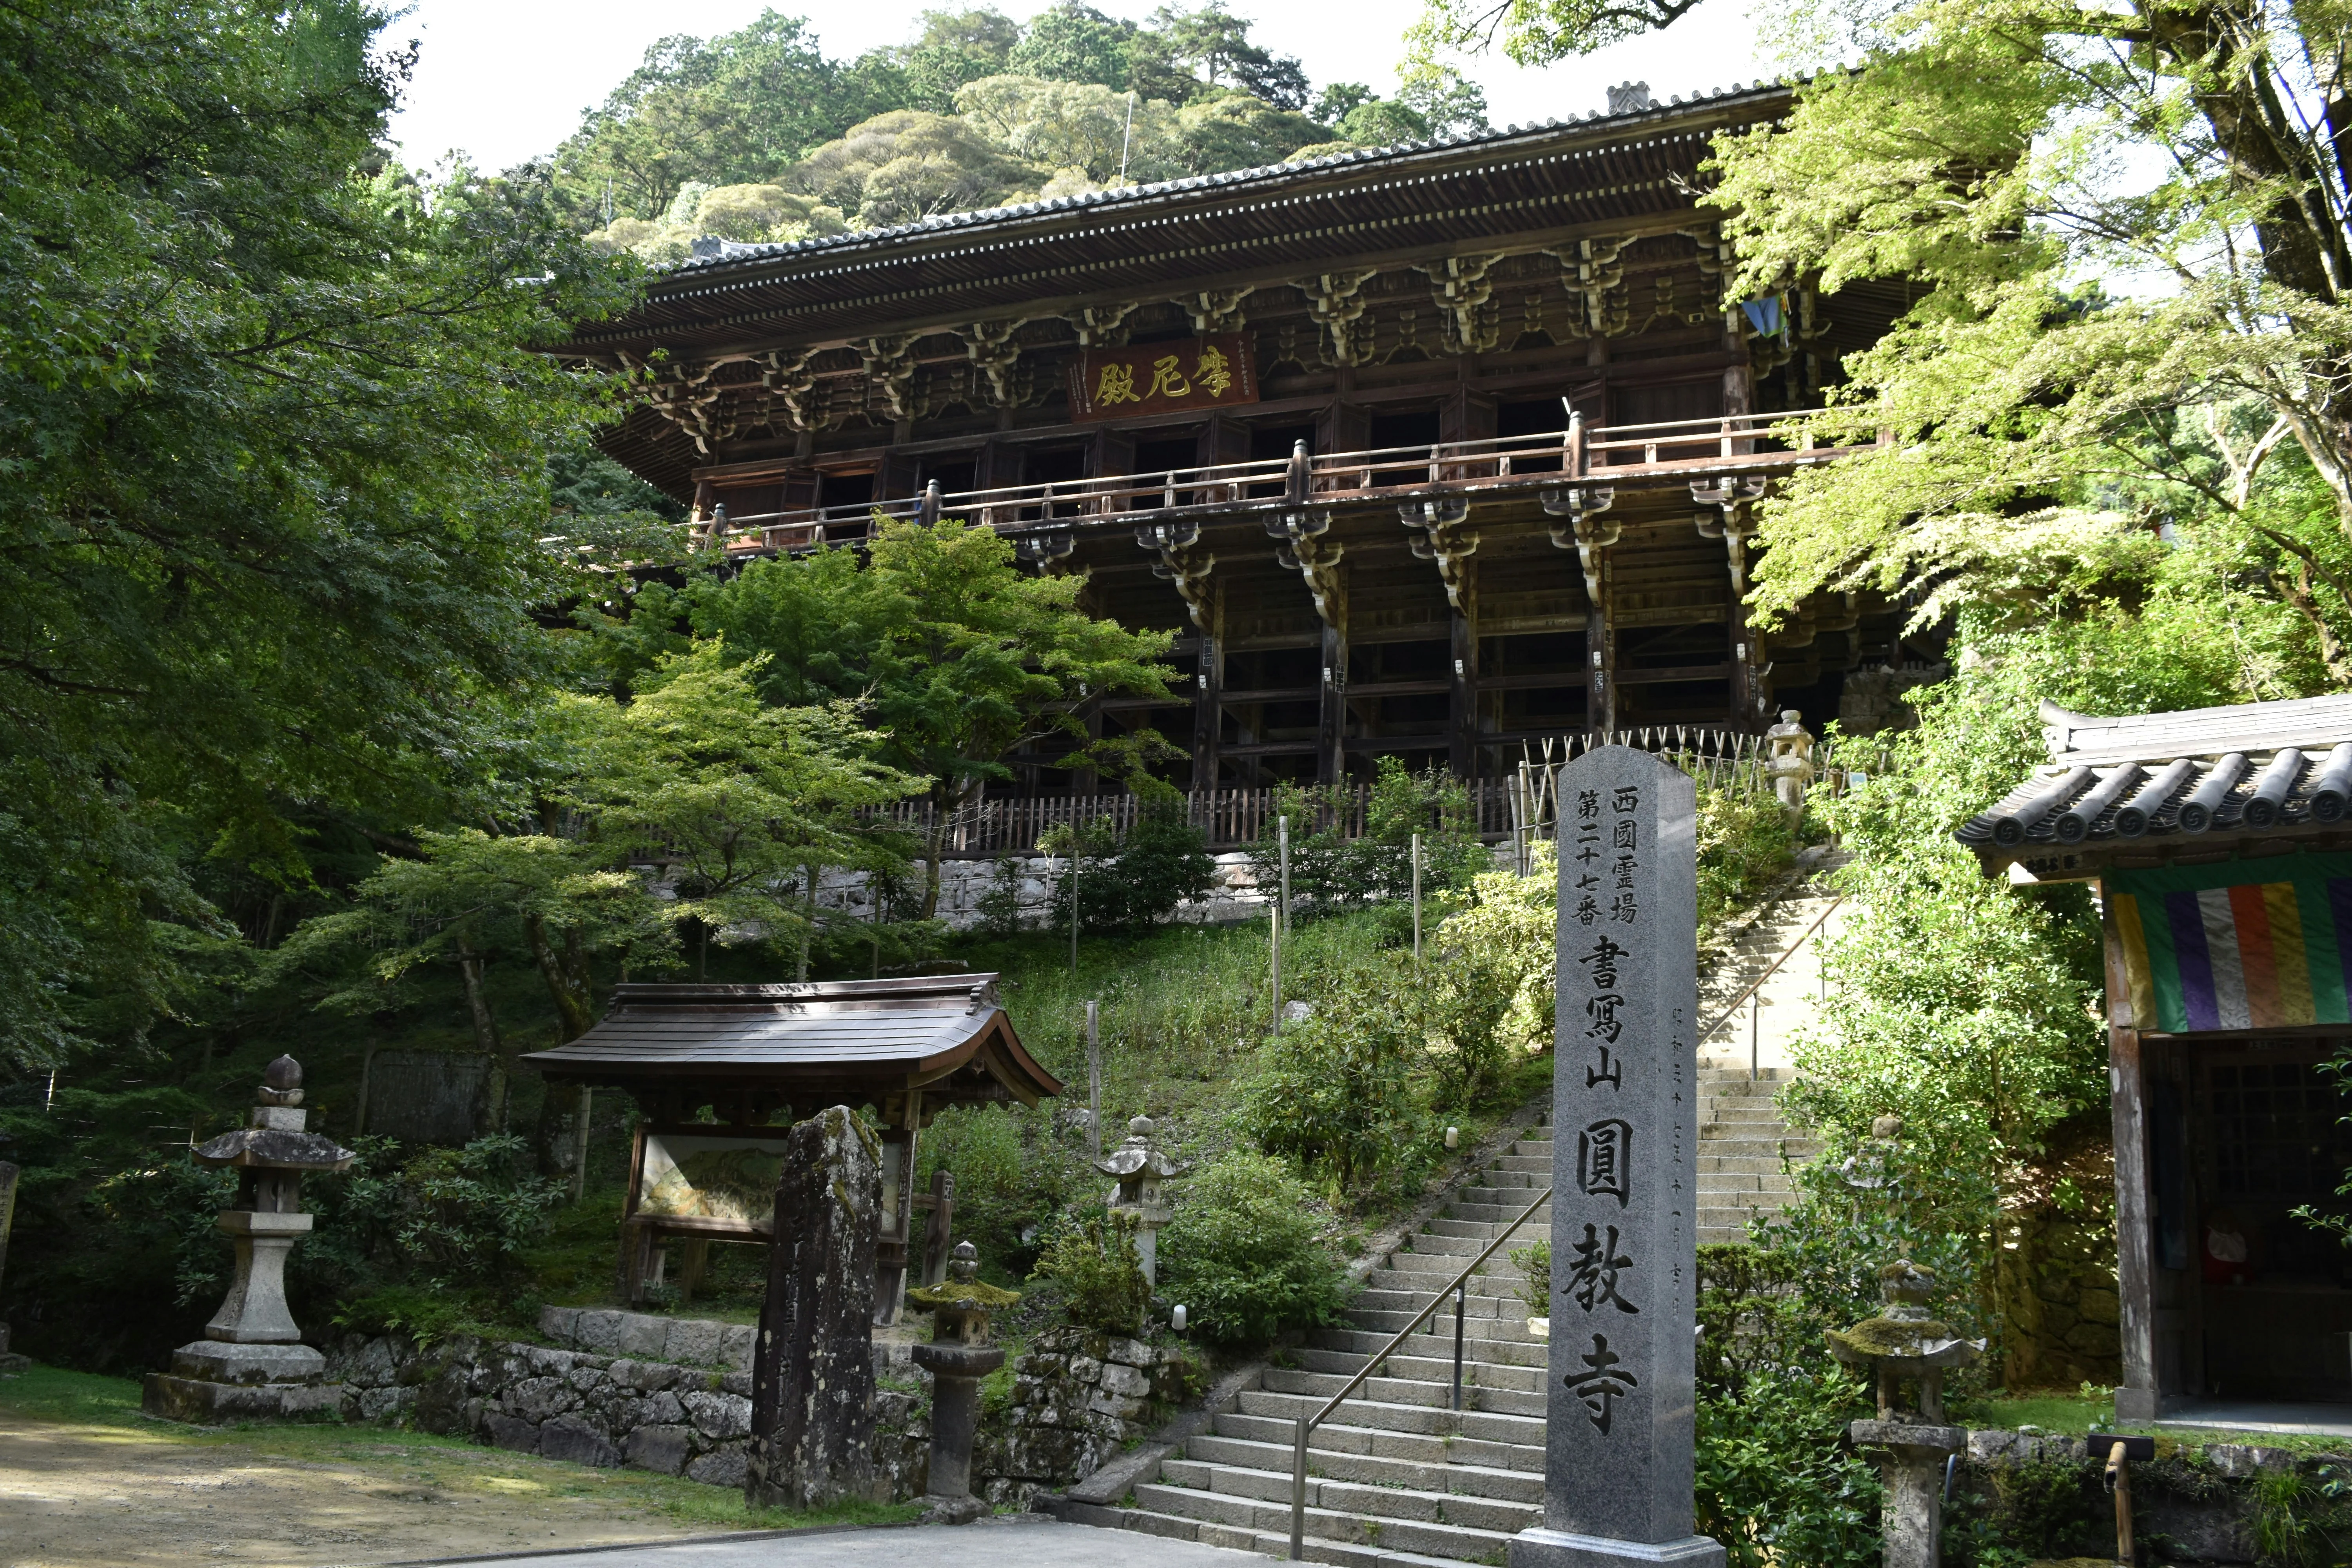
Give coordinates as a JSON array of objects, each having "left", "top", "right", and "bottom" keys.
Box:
[{"left": 1957, "top": 695, "right": 2352, "bottom": 854}]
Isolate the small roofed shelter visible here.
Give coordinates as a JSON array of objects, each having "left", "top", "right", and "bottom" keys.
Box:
[
  {"left": 522, "top": 975, "right": 1059, "bottom": 1319},
  {"left": 1961, "top": 693, "right": 2352, "bottom": 1423}
]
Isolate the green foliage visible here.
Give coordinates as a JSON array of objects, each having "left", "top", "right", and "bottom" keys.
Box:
[
  {"left": 325, "top": 1134, "right": 566, "bottom": 1290},
  {"left": 1250, "top": 759, "right": 1487, "bottom": 917},
  {"left": 1241, "top": 967, "right": 1419, "bottom": 1192},
  {"left": 1508, "top": 1238, "right": 1550, "bottom": 1316},
  {"left": 2252, "top": 1464, "right": 2352, "bottom": 1568},
  {"left": 1696, "top": 777, "right": 1798, "bottom": 938},
  {"left": 1157, "top": 1150, "right": 1352, "bottom": 1345},
  {"left": 1688, "top": 1245, "right": 1881, "bottom": 1568},
  {"left": 1051, "top": 811, "right": 1215, "bottom": 933},
  {"left": 0, "top": 0, "right": 638, "bottom": 1069},
  {"left": 1031, "top": 1206, "right": 1151, "bottom": 1332}
]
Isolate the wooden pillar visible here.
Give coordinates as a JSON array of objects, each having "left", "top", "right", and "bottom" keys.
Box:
[
  {"left": 1590, "top": 564, "right": 1617, "bottom": 734},
  {"left": 1729, "top": 595, "right": 1756, "bottom": 730},
  {"left": 872, "top": 1089, "right": 923, "bottom": 1327},
  {"left": 1193, "top": 589, "right": 1224, "bottom": 789},
  {"left": 1318, "top": 616, "right": 1349, "bottom": 785},
  {"left": 2102, "top": 886, "right": 2160, "bottom": 1419},
  {"left": 1449, "top": 604, "right": 1480, "bottom": 780}
]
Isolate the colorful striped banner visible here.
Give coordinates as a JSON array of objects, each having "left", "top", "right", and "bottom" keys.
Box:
[{"left": 2108, "top": 855, "right": 2352, "bottom": 1031}]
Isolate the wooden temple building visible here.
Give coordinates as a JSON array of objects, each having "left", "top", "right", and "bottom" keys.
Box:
[
  {"left": 563, "top": 82, "right": 1932, "bottom": 791},
  {"left": 1963, "top": 695, "right": 2352, "bottom": 1418}
]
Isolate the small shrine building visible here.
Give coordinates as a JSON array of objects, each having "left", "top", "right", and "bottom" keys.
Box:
[{"left": 1961, "top": 693, "right": 2352, "bottom": 1420}]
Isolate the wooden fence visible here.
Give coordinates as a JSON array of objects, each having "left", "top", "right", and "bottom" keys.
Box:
[{"left": 862, "top": 727, "right": 1815, "bottom": 857}]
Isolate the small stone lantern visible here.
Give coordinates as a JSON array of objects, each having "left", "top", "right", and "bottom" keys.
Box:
[
  {"left": 907, "top": 1241, "right": 1019, "bottom": 1524},
  {"left": 1763, "top": 709, "right": 1817, "bottom": 820},
  {"left": 143, "top": 1056, "right": 354, "bottom": 1423},
  {"left": 1827, "top": 1260, "right": 1985, "bottom": 1568},
  {"left": 1095, "top": 1115, "right": 1178, "bottom": 1287}
]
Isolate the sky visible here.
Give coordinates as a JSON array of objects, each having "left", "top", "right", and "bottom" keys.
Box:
[{"left": 385, "top": 0, "right": 1775, "bottom": 176}]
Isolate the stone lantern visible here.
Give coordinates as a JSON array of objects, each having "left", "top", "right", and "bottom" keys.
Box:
[
  {"left": 1095, "top": 1115, "right": 1178, "bottom": 1287},
  {"left": 144, "top": 1056, "right": 355, "bottom": 1423},
  {"left": 1763, "top": 708, "right": 1818, "bottom": 820},
  {"left": 907, "top": 1241, "right": 1019, "bottom": 1524},
  {"left": 1826, "top": 1260, "right": 1985, "bottom": 1568}
]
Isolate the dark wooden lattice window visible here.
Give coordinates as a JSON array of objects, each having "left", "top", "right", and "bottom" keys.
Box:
[{"left": 2209, "top": 1059, "right": 2349, "bottom": 1199}]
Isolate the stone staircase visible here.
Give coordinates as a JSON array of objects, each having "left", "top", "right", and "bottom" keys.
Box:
[
  {"left": 1691, "top": 853, "right": 1845, "bottom": 1243},
  {"left": 1068, "top": 1121, "right": 1557, "bottom": 1565},
  {"left": 1062, "top": 863, "right": 1844, "bottom": 1564}
]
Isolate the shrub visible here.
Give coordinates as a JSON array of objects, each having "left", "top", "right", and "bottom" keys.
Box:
[
  {"left": 1508, "top": 1238, "right": 1550, "bottom": 1316},
  {"left": 1158, "top": 1150, "right": 1351, "bottom": 1346},
  {"left": 1053, "top": 809, "right": 1214, "bottom": 932},
  {"left": 1248, "top": 757, "right": 1485, "bottom": 916},
  {"left": 1031, "top": 1206, "right": 1150, "bottom": 1332},
  {"left": 1240, "top": 971, "right": 1416, "bottom": 1192},
  {"left": 326, "top": 1133, "right": 565, "bottom": 1290}
]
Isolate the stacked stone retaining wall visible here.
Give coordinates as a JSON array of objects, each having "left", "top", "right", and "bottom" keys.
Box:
[{"left": 323, "top": 1310, "right": 1201, "bottom": 1510}]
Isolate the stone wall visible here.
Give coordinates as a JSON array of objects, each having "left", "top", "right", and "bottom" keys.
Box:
[
  {"left": 1996, "top": 1132, "right": 2125, "bottom": 1389},
  {"left": 1956, "top": 1429, "right": 2343, "bottom": 1564},
  {"left": 323, "top": 1312, "right": 1200, "bottom": 1510},
  {"left": 811, "top": 851, "right": 1273, "bottom": 932}
]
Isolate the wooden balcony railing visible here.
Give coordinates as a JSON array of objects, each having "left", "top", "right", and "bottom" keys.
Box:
[{"left": 687, "top": 408, "right": 1885, "bottom": 555}]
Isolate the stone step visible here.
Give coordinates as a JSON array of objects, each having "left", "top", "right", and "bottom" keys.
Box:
[
  {"left": 1439, "top": 1213, "right": 1552, "bottom": 1232},
  {"left": 1214, "top": 1409, "right": 1548, "bottom": 1476},
  {"left": 1061, "top": 1498, "right": 1495, "bottom": 1568},
  {"left": 1155, "top": 1457, "right": 1542, "bottom": 1536},
  {"left": 1182, "top": 1433, "right": 1545, "bottom": 1504},
  {"left": 1329, "top": 1311, "right": 1545, "bottom": 1350},
  {"left": 1316, "top": 1327, "right": 1549, "bottom": 1370},
  {"left": 1291, "top": 1346, "right": 1546, "bottom": 1395},
  {"left": 1134, "top": 1477, "right": 1533, "bottom": 1557},
  {"left": 1489, "top": 1154, "right": 1552, "bottom": 1173},
  {"left": 1262, "top": 1366, "right": 1547, "bottom": 1419},
  {"left": 1237, "top": 1387, "right": 1545, "bottom": 1447}
]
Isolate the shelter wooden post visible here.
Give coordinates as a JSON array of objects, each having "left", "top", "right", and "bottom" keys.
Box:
[
  {"left": 2102, "top": 884, "right": 2160, "bottom": 1418},
  {"left": 874, "top": 1089, "right": 924, "bottom": 1327}
]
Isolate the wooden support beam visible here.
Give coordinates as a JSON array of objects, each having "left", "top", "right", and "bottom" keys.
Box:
[
  {"left": 1449, "top": 604, "right": 1479, "bottom": 780},
  {"left": 2103, "top": 886, "right": 2160, "bottom": 1420},
  {"left": 1193, "top": 586, "right": 1223, "bottom": 789},
  {"left": 1319, "top": 614, "right": 1349, "bottom": 785}
]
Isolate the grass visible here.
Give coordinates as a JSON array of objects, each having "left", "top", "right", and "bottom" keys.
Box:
[
  {"left": 0, "top": 1363, "right": 923, "bottom": 1532},
  {"left": 1954, "top": 1387, "right": 2352, "bottom": 1460}
]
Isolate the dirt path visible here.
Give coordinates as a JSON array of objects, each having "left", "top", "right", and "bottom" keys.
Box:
[{"left": 0, "top": 1413, "right": 713, "bottom": 1568}]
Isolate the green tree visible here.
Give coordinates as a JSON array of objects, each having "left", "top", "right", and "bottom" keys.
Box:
[
  {"left": 688, "top": 518, "right": 1176, "bottom": 918},
  {"left": 1008, "top": 2, "right": 1146, "bottom": 92},
  {"left": 0, "top": 0, "right": 638, "bottom": 1069},
  {"left": 577, "top": 644, "right": 922, "bottom": 975},
  {"left": 879, "top": 5, "right": 1024, "bottom": 111},
  {"left": 1413, "top": 0, "right": 2352, "bottom": 654},
  {"left": 786, "top": 110, "right": 1047, "bottom": 226}
]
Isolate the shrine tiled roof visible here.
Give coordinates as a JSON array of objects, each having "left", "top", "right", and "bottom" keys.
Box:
[
  {"left": 1956, "top": 695, "right": 2352, "bottom": 855},
  {"left": 521, "top": 974, "right": 1062, "bottom": 1105}
]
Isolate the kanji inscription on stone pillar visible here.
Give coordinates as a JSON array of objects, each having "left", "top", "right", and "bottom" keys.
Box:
[{"left": 1513, "top": 746, "right": 1725, "bottom": 1568}]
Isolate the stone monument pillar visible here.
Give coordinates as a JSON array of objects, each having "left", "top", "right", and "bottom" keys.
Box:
[
  {"left": 144, "top": 1056, "right": 355, "bottom": 1423},
  {"left": 1514, "top": 747, "right": 1725, "bottom": 1568},
  {"left": 1096, "top": 1115, "right": 1178, "bottom": 1287},
  {"left": 746, "top": 1105, "right": 888, "bottom": 1510},
  {"left": 0, "top": 1158, "right": 24, "bottom": 1372},
  {"left": 908, "top": 1240, "right": 1019, "bottom": 1524},
  {"left": 1827, "top": 1261, "right": 1983, "bottom": 1568}
]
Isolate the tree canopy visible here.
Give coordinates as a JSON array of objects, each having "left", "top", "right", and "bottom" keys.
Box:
[
  {"left": 0, "top": 0, "right": 642, "bottom": 1067},
  {"left": 559, "top": 5, "right": 1488, "bottom": 260}
]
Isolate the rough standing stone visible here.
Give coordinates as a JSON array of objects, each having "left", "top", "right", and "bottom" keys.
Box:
[
  {"left": 1516, "top": 748, "right": 1724, "bottom": 1568},
  {"left": 0, "top": 1160, "right": 22, "bottom": 1368},
  {"left": 744, "top": 1105, "right": 886, "bottom": 1509}
]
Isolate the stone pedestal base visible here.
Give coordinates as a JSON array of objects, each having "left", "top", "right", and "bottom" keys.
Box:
[
  {"left": 1849, "top": 1420, "right": 1965, "bottom": 1568},
  {"left": 1511, "top": 1529, "right": 1728, "bottom": 1568},
  {"left": 0, "top": 1321, "right": 26, "bottom": 1374},
  {"left": 921, "top": 1494, "right": 990, "bottom": 1525},
  {"left": 2114, "top": 1385, "right": 2158, "bottom": 1422},
  {"left": 913, "top": 1340, "right": 1004, "bottom": 1518},
  {"left": 142, "top": 1372, "right": 341, "bottom": 1424}
]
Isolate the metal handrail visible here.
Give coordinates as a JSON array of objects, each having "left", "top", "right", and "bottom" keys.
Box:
[
  {"left": 1288, "top": 1182, "right": 1552, "bottom": 1560},
  {"left": 1701, "top": 894, "right": 1844, "bottom": 1083}
]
